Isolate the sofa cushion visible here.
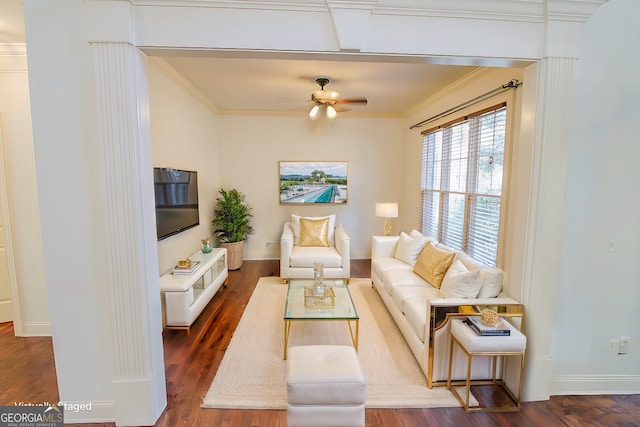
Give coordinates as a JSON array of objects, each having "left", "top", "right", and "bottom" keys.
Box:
[
  {"left": 394, "top": 230, "right": 429, "bottom": 266},
  {"left": 392, "top": 285, "right": 441, "bottom": 314},
  {"left": 292, "top": 214, "right": 336, "bottom": 246},
  {"left": 440, "top": 259, "right": 482, "bottom": 299},
  {"left": 403, "top": 296, "right": 429, "bottom": 343},
  {"left": 372, "top": 257, "right": 412, "bottom": 283},
  {"left": 289, "top": 246, "right": 342, "bottom": 268},
  {"left": 413, "top": 242, "right": 455, "bottom": 288},
  {"left": 382, "top": 269, "right": 425, "bottom": 297},
  {"left": 298, "top": 217, "right": 329, "bottom": 247}
]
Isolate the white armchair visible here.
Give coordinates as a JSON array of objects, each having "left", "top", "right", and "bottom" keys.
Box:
[{"left": 280, "top": 215, "right": 350, "bottom": 283}]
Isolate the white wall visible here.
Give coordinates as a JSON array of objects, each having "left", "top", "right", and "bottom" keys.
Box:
[
  {"left": 0, "top": 45, "right": 49, "bottom": 335},
  {"left": 217, "top": 114, "right": 405, "bottom": 260},
  {"left": 553, "top": 0, "right": 640, "bottom": 394},
  {"left": 147, "top": 60, "right": 222, "bottom": 274}
]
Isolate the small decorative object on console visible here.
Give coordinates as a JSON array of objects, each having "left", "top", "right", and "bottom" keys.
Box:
[
  {"left": 481, "top": 308, "right": 499, "bottom": 326},
  {"left": 201, "top": 238, "right": 213, "bottom": 253},
  {"left": 177, "top": 259, "right": 192, "bottom": 268},
  {"left": 173, "top": 260, "right": 201, "bottom": 275}
]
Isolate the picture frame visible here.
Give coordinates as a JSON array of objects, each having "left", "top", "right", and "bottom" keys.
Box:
[{"left": 279, "top": 161, "right": 348, "bottom": 204}]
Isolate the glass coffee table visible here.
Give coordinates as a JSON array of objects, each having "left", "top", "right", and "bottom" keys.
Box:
[{"left": 283, "top": 279, "right": 359, "bottom": 359}]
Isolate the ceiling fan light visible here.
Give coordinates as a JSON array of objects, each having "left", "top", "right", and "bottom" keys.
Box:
[
  {"left": 309, "top": 104, "right": 320, "bottom": 120},
  {"left": 326, "top": 104, "right": 337, "bottom": 119}
]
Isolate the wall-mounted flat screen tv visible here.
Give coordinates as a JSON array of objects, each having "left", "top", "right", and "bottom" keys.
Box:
[{"left": 153, "top": 167, "right": 199, "bottom": 241}]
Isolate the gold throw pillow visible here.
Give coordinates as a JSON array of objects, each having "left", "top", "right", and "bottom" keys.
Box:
[
  {"left": 413, "top": 242, "right": 455, "bottom": 288},
  {"left": 298, "top": 217, "right": 330, "bottom": 247}
]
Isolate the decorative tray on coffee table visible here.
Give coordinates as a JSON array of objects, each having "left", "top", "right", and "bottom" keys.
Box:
[{"left": 304, "top": 286, "right": 335, "bottom": 307}]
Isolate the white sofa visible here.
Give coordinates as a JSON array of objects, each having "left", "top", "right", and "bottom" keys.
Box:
[
  {"left": 280, "top": 214, "right": 350, "bottom": 282},
  {"left": 371, "top": 231, "right": 523, "bottom": 388}
]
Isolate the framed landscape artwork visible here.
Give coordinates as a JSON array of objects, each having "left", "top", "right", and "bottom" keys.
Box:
[{"left": 279, "top": 161, "right": 348, "bottom": 204}]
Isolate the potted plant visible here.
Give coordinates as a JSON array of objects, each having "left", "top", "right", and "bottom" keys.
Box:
[{"left": 211, "top": 188, "right": 254, "bottom": 270}]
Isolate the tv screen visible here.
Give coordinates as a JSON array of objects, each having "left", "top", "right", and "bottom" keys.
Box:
[{"left": 153, "top": 167, "right": 199, "bottom": 241}]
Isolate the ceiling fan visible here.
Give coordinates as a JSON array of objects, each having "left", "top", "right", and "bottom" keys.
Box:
[{"left": 308, "top": 77, "right": 368, "bottom": 120}]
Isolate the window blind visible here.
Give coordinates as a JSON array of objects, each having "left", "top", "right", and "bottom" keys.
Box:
[{"left": 420, "top": 103, "right": 507, "bottom": 266}]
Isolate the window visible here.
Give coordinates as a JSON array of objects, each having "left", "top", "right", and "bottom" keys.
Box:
[{"left": 420, "top": 104, "right": 507, "bottom": 266}]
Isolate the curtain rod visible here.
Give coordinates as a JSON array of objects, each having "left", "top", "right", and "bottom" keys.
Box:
[{"left": 409, "top": 79, "right": 522, "bottom": 130}]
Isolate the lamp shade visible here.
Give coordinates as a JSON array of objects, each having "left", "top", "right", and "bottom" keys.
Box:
[
  {"left": 376, "top": 202, "right": 398, "bottom": 218},
  {"left": 309, "top": 104, "right": 320, "bottom": 120},
  {"left": 326, "top": 104, "right": 337, "bottom": 119}
]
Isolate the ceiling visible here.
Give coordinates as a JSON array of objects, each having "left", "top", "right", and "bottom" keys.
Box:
[{"left": 2, "top": 1, "right": 481, "bottom": 117}]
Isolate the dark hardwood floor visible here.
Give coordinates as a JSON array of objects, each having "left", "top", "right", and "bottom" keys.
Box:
[{"left": 1, "top": 259, "right": 638, "bottom": 426}]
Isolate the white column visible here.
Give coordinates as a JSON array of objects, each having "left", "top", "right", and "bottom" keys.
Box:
[
  {"left": 520, "top": 57, "right": 575, "bottom": 400},
  {"left": 92, "top": 41, "right": 167, "bottom": 425}
]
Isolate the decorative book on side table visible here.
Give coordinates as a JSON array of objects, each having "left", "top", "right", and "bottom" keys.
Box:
[{"left": 465, "top": 316, "right": 511, "bottom": 336}]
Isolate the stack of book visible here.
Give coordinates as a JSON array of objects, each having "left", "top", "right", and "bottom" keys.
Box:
[
  {"left": 172, "top": 261, "right": 201, "bottom": 275},
  {"left": 465, "top": 316, "right": 511, "bottom": 336}
]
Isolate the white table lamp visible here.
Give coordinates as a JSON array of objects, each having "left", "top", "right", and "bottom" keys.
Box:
[{"left": 376, "top": 203, "right": 398, "bottom": 236}]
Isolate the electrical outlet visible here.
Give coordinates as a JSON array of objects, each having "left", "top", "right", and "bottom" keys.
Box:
[
  {"left": 265, "top": 242, "right": 273, "bottom": 248},
  {"left": 618, "top": 336, "right": 630, "bottom": 354},
  {"left": 610, "top": 338, "right": 619, "bottom": 353}
]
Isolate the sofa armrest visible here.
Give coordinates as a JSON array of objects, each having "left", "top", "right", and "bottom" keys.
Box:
[
  {"left": 371, "top": 235, "right": 399, "bottom": 259},
  {"left": 280, "top": 222, "right": 294, "bottom": 273},
  {"left": 334, "top": 223, "right": 350, "bottom": 263}
]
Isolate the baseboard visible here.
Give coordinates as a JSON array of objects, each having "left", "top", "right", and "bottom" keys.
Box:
[
  {"left": 60, "top": 400, "right": 115, "bottom": 424},
  {"left": 22, "top": 321, "right": 52, "bottom": 336},
  {"left": 551, "top": 374, "right": 640, "bottom": 395}
]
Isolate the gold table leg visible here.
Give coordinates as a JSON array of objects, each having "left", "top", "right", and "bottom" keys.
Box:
[
  {"left": 284, "top": 320, "right": 291, "bottom": 360},
  {"left": 347, "top": 319, "right": 359, "bottom": 351}
]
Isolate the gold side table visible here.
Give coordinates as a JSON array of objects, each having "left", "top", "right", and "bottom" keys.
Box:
[{"left": 447, "top": 318, "right": 526, "bottom": 412}]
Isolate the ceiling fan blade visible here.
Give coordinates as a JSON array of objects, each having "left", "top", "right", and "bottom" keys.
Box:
[
  {"left": 337, "top": 98, "right": 368, "bottom": 105},
  {"left": 333, "top": 104, "right": 351, "bottom": 113}
]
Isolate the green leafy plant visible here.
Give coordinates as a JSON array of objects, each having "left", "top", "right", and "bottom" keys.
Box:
[{"left": 211, "top": 188, "right": 254, "bottom": 243}]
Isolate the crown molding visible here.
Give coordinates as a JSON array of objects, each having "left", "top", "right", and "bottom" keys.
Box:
[
  {"left": 118, "top": 0, "right": 604, "bottom": 23},
  {"left": 146, "top": 56, "right": 220, "bottom": 113}
]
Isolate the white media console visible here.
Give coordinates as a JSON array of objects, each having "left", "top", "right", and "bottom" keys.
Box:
[{"left": 159, "top": 248, "right": 228, "bottom": 333}]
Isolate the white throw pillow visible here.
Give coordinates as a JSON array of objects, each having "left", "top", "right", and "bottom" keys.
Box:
[
  {"left": 292, "top": 214, "right": 336, "bottom": 246},
  {"left": 394, "top": 230, "right": 429, "bottom": 266},
  {"left": 477, "top": 267, "right": 504, "bottom": 298},
  {"left": 440, "top": 259, "right": 482, "bottom": 299}
]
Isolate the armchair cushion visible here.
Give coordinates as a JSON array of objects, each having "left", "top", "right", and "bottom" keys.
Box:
[
  {"left": 298, "top": 217, "right": 330, "bottom": 247},
  {"left": 289, "top": 246, "right": 343, "bottom": 268}
]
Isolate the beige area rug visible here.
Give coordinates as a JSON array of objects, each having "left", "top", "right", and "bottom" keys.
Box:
[{"left": 202, "top": 277, "right": 463, "bottom": 409}]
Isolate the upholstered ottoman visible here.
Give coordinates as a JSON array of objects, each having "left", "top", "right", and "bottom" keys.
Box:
[{"left": 286, "top": 345, "right": 366, "bottom": 427}]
